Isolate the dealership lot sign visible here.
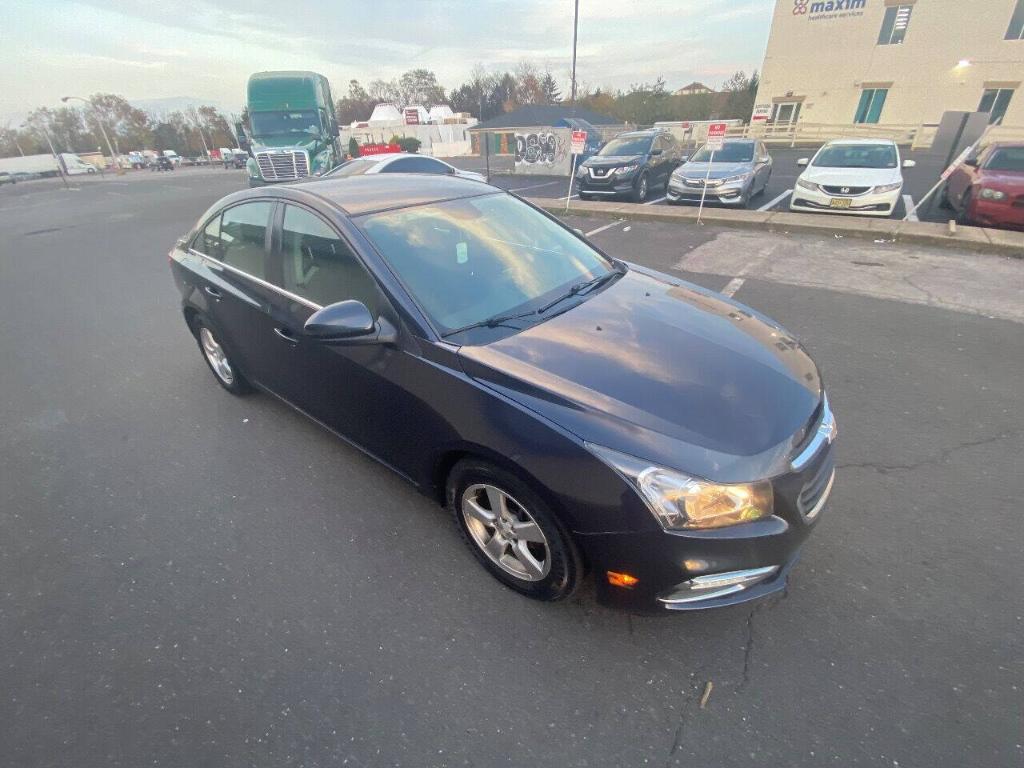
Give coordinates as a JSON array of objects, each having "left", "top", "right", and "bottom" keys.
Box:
[{"left": 794, "top": 0, "right": 867, "bottom": 20}]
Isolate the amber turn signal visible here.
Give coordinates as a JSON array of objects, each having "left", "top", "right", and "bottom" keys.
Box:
[{"left": 607, "top": 571, "right": 639, "bottom": 588}]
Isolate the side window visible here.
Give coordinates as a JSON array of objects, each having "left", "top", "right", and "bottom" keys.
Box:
[
  {"left": 218, "top": 202, "right": 272, "bottom": 279},
  {"left": 878, "top": 4, "right": 913, "bottom": 45},
  {"left": 195, "top": 214, "right": 222, "bottom": 256},
  {"left": 1008, "top": 0, "right": 1024, "bottom": 39},
  {"left": 278, "top": 205, "right": 379, "bottom": 310}
]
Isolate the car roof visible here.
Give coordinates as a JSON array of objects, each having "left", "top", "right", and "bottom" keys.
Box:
[
  {"left": 252, "top": 174, "right": 497, "bottom": 217},
  {"left": 824, "top": 138, "right": 897, "bottom": 146},
  {"left": 615, "top": 130, "right": 657, "bottom": 138}
]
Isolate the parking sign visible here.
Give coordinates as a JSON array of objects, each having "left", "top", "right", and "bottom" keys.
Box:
[
  {"left": 706, "top": 122, "right": 727, "bottom": 151},
  {"left": 571, "top": 130, "right": 587, "bottom": 155}
]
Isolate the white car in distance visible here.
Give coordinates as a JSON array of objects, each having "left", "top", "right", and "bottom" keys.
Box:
[
  {"left": 324, "top": 153, "right": 486, "bottom": 181},
  {"left": 790, "top": 139, "right": 915, "bottom": 217}
]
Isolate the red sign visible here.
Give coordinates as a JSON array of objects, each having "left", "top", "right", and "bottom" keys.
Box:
[
  {"left": 404, "top": 108, "right": 420, "bottom": 125},
  {"left": 706, "top": 122, "right": 728, "bottom": 150},
  {"left": 571, "top": 130, "right": 587, "bottom": 154},
  {"left": 360, "top": 143, "right": 401, "bottom": 156}
]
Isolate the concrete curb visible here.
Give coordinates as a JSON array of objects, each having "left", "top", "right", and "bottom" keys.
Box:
[{"left": 533, "top": 198, "right": 1024, "bottom": 258}]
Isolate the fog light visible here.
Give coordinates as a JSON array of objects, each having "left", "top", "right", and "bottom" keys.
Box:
[{"left": 607, "top": 571, "right": 639, "bottom": 588}]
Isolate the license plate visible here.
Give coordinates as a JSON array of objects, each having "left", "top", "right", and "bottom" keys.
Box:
[{"left": 829, "top": 198, "right": 852, "bottom": 209}]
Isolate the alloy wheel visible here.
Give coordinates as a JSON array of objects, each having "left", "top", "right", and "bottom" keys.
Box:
[
  {"left": 199, "top": 326, "right": 234, "bottom": 386},
  {"left": 461, "top": 483, "right": 551, "bottom": 582},
  {"left": 637, "top": 175, "right": 648, "bottom": 202}
]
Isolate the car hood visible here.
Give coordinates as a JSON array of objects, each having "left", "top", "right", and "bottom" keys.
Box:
[
  {"left": 457, "top": 268, "right": 823, "bottom": 482},
  {"left": 977, "top": 169, "right": 1024, "bottom": 189},
  {"left": 675, "top": 161, "right": 753, "bottom": 179},
  {"left": 800, "top": 165, "right": 901, "bottom": 186},
  {"left": 584, "top": 155, "right": 644, "bottom": 168}
]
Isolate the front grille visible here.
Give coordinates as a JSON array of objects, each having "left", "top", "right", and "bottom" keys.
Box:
[
  {"left": 797, "top": 448, "right": 835, "bottom": 520},
  {"left": 255, "top": 150, "right": 309, "bottom": 181},
  {"left": 821, "top": 185, "right": 870, "bottom": 196},
  {"left": 589, "top": 167, "right": 612, "bottom": 178}
]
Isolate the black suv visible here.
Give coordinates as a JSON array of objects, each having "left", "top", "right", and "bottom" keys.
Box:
[{"left": 575, "top": 129, "right": 683, "bottom": 203}]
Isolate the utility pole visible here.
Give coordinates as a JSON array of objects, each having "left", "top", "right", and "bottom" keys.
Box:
[
  {"left": 570, "top": 0, "right": 580, "bottom": 114},
  {"left": 40, "top": 126, "right": 69, "bottom": 189}
]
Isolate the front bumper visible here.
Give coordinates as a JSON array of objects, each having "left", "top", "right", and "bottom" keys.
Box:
[
  {"left": 666, "top": 178, "right": 748, "bottom": 205},
  {"left": 576, "top": 170, "right": 638, "bottom": 196},
  {"left": 966, "top": 199, "right": 1024, "bottom": 231},
  {"left": 790, "top": 186, "right": 900, "bottom": 217},
  {"left": 578, "top": 422, "right": 836, "bottom": 612}
]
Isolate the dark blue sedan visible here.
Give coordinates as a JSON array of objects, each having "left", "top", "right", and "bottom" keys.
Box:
[{"left": 169, "top": 175, "right": 836, "bottom": 611}]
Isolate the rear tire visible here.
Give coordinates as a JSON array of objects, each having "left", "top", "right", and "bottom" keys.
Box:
[
  {"left": 448, "top": 459, "right": 582, "bottom": 602},
  {"left": 193, "top": 317, "right": 252, "bottom": 395},
  {"left": 957, "top": 190, "right": 973, "bottom": 225},
  {"left": 631, "top": 173, "right": 649, "bottom": 203}
]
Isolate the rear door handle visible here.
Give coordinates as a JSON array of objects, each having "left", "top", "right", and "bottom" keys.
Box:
[
  {"left": 273, "top": 327, "right": 300, "bottom": 344},
  {"left": 204, "top": 285, "right": 222, "bottom": 299}
]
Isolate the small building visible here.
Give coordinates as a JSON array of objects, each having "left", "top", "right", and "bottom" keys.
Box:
[
  {"left": 753, "top": 0, "right": 1024, "bottom": 127},
  {"left": 675, "top": 82, "right": 715, "bottom": 96}
]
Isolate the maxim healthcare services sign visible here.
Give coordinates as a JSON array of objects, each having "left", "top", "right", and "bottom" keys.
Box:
[{"left": 793, "top": 0, "right": 867, "bottom": 21}]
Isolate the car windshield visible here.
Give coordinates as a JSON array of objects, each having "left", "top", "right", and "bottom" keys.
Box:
[
  {"left": 689, "top": 142, "right": 754, "bottom": 163},
  {"left": 599, "top": 136, "right": 652, "bottom": 156},
  {"left": 325, "top": 157, "right": 379, "bottom": 177},
  {"left": 249, "top": 110, "right": 321, "bottom": 137},
  {"left": 359, "top": 194, "right": 614, "bottom": 337},
  {"left": 985, "top": 147, "right": 1024, "bottom": 172},
  {"left": 813, "top": 144, "right": 897, "bottom": 169}
]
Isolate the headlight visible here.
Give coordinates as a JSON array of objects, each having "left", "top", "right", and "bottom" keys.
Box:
[
  {"left": 720, "top": 173, "right": 752, "bottom": 185},
  {"left": 979, "top": 188, "right": 1007, "bottom": 201},
  {"left": 873, "top": 182, "right": 902, "bottom": 194},
  {"left": 615, "top": 163, "right": 639, "bottom": 175},
  {"left": 576, "top": 165, "right": 588, "bottom": 178},
  {"left": 796, "top": 178, "right": 820, "bottom": 192},
  {"left": 586, "top": 444, "right": 774, "bottom": 530}
]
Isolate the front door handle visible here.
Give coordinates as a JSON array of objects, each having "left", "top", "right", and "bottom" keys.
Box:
[
  {"left": 273, "top": 327, "right": 300, "bottom": 344},
  {"left": 204, "top": 285, "right": 222, "bottom": 299}
]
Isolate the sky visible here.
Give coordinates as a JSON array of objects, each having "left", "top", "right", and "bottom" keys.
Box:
[{"left": 2, "top": 0, "right": 776, "bottom": 122}]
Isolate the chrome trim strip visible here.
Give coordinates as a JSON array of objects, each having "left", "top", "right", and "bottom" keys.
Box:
[
  {"left": 803, "top": 468, "right": 835, "bottom": 522},
  {"left": 189, "top": 249, "right": 323, "bottom": 311},
  {"left": 581, "top": 189, "right": 620, "bottom": 195},
  {"left": 790, "top": 394, "right": 836, "bottom": 472},
  {"left": 658, "top": 565, "right": 779, "bottom": 606}
]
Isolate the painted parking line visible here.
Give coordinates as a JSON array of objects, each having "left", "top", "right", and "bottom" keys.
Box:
[
  {"left": 644, "top": 196, "right": 667, "bottom": 206},
  {"left": 903, "top": 194, "right": 919, "bottom": 221},
  {"left": 510, "top": 180, "right": 562, "bottom": 192},
  {"left": 585, "top": 221, "right": 623, "bottom": 237},
  {"left": 721, "top": 277, "right": 746, "bottom": 297},
  {"left": 759, "top": 189, "right": 792, "bottom": 211}
]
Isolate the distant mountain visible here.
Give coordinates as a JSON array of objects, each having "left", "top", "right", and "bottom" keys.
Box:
[{"left": 130, "top": 97, "right": 241, "bottom": 118}]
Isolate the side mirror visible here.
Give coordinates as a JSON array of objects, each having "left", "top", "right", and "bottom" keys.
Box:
[
  {"left": 304, "top": 300, "right": 396, "bottom": 345},
  {"left": 797, "top": 158, "right": 809, "bottom": 166},
  {"left": 572, "top": 228, "right": 585, "bottom": 237},
  {"left": 649, "top": 148, "right": 663, "bottom": 156},
  {"left": 902, "top": 159, "right": 916, "bottom": 168},
  {"left": 963, "top": 157, "right": 979, "bottom": 168},
  {"left": 679, "top": 154, "right": 690, "bottom": 163}
]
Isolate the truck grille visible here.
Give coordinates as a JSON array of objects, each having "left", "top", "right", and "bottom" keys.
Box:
[{"left": 255, "top": 150, "right": 309, "bottom": 181}]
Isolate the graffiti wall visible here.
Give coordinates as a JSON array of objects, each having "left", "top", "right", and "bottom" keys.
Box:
[{"left": 512, "top": 127, "right": 571, "bottom": 175}]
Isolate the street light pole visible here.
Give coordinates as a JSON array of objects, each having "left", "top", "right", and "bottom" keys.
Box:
[
  {"left": 570, "top": 0, "right": 580, "bottom": 114},
  {"left": 62, "top": 95, "right": 122, "bottom": 174}
]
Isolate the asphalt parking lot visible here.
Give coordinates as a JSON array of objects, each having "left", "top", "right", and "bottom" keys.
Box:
[
  {"left": 459, "top": 146, "right": 952, "bottom": 223},
  {"left": 2, "top": 169, "right": 1022, "bottom": 767}
]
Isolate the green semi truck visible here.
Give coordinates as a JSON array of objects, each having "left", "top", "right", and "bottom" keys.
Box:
[{"left": 242, "top": 71, "right": 341, "bottom": 187}]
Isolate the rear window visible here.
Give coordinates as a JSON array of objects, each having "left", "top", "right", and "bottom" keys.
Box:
[
  {"left": 326, "top": 158, "right": 379, "bottom": 177},
  {"left": 985, "top": 147, "right": 1024, "bottom": 172}
]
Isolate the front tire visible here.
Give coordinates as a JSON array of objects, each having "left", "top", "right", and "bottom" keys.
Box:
[
  {"left": 448, "top": 459, "right": 582, "bottom": 602},
  {"left": 631, "top": 173, "right": 649, "bottom": 203},
  {"left": 193, "top": 317, "right": 251, "bottom": 395}
]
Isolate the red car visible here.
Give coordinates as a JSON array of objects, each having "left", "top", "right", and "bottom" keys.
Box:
[{"left": 944, "top": 142, "right": 1024, "bottom": 231}]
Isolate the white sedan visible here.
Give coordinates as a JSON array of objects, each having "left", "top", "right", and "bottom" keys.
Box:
[
  {"left": 325, "top": 153, "right": 486, "bottom": 182},
  {"left": 790, "top": 139, "right": 915, "bottom": 217}
]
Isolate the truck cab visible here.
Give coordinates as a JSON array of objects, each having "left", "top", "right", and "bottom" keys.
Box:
[{"left": 244, "top": 71, "right": 341, "bottom": 187}]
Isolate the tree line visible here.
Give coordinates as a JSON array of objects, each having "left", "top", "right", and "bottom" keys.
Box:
[{"left": 0, "top": 94, "right": 238, "bottom": 159}]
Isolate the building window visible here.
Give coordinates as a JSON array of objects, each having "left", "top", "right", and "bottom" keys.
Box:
[
  {"left": 878, "top": 4, "right": 913, "bottom": 45},
  {"left": 1007, "top": 0, "right": 1024, "bottom": 39},
  {"left": 771, "top": 102, "right": 801, "bottom": 124},
  {"left": 979, "top": 89, "right": 1015, "bottom": 125},
  {"left": 854, "top": 89, "right": 888, "bottom": 124}
]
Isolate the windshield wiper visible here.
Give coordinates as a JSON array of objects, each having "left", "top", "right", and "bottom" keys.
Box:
[
  {"left": 536, "top": 269, "right": 621, "bottom": 314},
  {"left": 442, "top": 309, "right": 539, "bottom": 338}
]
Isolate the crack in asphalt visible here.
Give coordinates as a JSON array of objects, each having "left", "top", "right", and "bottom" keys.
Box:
[
  {"left": 837, "top": 430, "right": 1019, "bottom": 475},
  {"left": 663, "top": 691, "right": 694, "bottom": 766}
]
